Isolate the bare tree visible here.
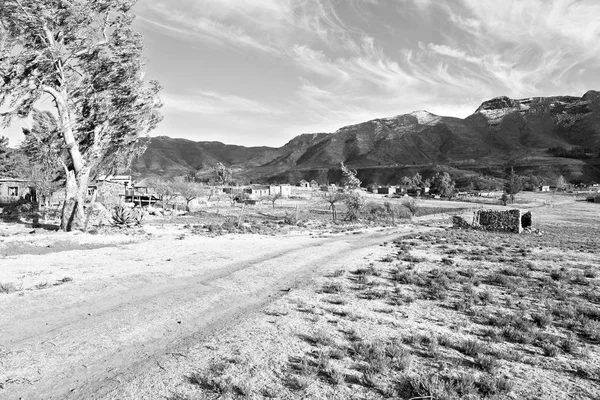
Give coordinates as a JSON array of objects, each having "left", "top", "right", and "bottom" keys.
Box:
[
  {"left": 172, "top": 177, "right": 201, "bottom": 212},
  {"left": 269, "top": 192, "right": 282, "bottom": 208},
  {"left": 324, "top": 191, "right": 343, "bottom": 221},
  {"left": 146, "top": 177, "right": 176, "bottom": 209}
]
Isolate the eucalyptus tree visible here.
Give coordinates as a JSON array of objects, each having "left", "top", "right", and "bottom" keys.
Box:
[{"left": 0, "top": 0, "right": 162, "bottom": 230}]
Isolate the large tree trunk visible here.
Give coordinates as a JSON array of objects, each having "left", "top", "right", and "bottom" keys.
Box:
[{"left": 61, "top": 169, "right": 90, "bottom": 231}]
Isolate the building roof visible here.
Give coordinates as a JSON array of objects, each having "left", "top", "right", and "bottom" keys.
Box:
[
  {"left": 134, "top": 178, "right": 150, "bottom": 188},
  {"left": 0, "top": 177, "right": 29, "bottom": 183},
  {"left": 97, "top": 174, "right": 132, "bottom": 182}
]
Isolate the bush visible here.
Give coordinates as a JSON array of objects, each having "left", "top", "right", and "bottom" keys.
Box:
[
  {"left": 344, "top": 193, "right": 365, "bottom": 221},
  {"left": 401, "top": 198, "right": 419, "bottom": 216}
]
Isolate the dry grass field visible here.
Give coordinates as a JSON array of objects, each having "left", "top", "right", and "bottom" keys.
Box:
[
  {"left": 1, "top": 191, "right": 599, "bottom": 399},
  {"left": 96, "top": 193, "right": 599, "bottom": 400}
]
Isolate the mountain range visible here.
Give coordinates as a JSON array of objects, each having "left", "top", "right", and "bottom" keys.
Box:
[{"left": 131, "top": 90, "right": 600, "bottom": 185}]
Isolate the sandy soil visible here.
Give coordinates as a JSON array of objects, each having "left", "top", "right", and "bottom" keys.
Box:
[{"left": 0, "top": 223, "right": 435, "bottom": 399}]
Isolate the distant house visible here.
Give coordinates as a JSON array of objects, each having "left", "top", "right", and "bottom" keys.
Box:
[
  {"left": 245, "top": 186, "right": 270, "bottom": 199},
  {"left": 377, "top": 186, "right": 396, "bottom": 195},
  {"left": 310, "top": 180, "right": 320, "bottom": 189},
  {"left": 298, "top": 180, "right": 309, "bottom": 188},
  {"left": 539, "top": 185, "right": 550, "bottom": 192},
  {"left": 223, "top": 187, "right": 244, "bottom": 195},
  {"left": 96, "top": 174, "right": 132, "bottom": 188},
  {"left": 270, "top": 184, "right": 292, "bottom": 197},
  {"left": 0, "top": 177, "right": 35, "bottom": 203},
  {"left": 134, "top": 179, "right": 150, "bottom": 195}
]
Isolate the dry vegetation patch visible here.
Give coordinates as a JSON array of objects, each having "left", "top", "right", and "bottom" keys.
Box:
[{"left": 162, "top": 218, "right": 599, "bottom": 400}]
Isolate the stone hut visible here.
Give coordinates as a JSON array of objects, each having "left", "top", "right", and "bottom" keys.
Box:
[
  {"left": 472, "top": 209, "right": 532, "bottom": 233},
  {"left": 453, "top": 209, "right": 532, "bottom": 233}
]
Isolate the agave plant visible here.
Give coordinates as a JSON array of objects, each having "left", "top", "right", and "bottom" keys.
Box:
[{"left": 111, "top": 205, "right": 134, "bottom": 227}]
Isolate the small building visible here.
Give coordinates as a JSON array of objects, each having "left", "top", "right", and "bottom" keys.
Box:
[
  {"left": 223, "top": 187, "right": 244, "bottom": 195},
  {"left": 377, "top": 186, "right": 396, "bottom": 195},
  {"left": 245, "top": 186, "right": 270, "bottom": 199},
  {"left": 134, "top": 179, "right": 150, "bottom": 195},
  {"left": 96, "top": 174, "right": 132, "bottom": 188},
  {"left": 0, "top": 177, "right": 35, "bottom": 203},
  {"left": 310, "top": 180, "right": 320, "bottom": 189},
  {"left": 298, "top": 180, "right": 310, "bottom": 188},
  {"left": 539, "top": 185, "right": 550, "bottom": 192},
  {"left": 272, "top": 184, "right": 292, "bottom": 197}
]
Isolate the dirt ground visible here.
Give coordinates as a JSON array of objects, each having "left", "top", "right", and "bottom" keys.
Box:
[
  {"left": 0, "top": 191, "right": 598, "bottom": 400},
  {"left": 0, "top": 217, "right": 433, "bottom": 399}
]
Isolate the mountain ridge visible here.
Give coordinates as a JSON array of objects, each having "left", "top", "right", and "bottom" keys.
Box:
[{"left": 131, "top": 91, "right": 600, "bottom": 184}]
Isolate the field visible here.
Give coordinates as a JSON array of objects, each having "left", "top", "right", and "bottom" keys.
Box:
[{"left": 0, "top": 191, "right": 599, "bottom": 399}]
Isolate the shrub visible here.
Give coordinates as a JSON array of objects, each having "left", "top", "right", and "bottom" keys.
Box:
[
  {"left": 540, "top": 342, "right": 559, "bottom": 357},
  {"left": 474, "top": 354, "right": 499, "bottom": 372},
  {"left": 321, "top": 282, "right": 343, "bottom": 294},
  {"left": 477, "top": 376, "right": 514, "bottom": 396},
  {"left": 582, "top": 319, "right": 600, "bottom": 341},
  {"left": 344, "top": 193, "right": 365, "bottom": 222},
  {"left": 401, "top": 198, "right": 419, "bottom": 216},
  {"left": 0, "top": 282, "right": 18, "bottom": 294},
  {"left": 461, "top": 339, "right": 486, "bottom": 357},
  {"left": 532, "top": 312, "right": 553, "bottom": 328},
  {"left": 560, "top": 337, "right": 578, "bottom": 354},
  {"left": 583, "top": 269, "right": 597, "bottom": 279},
  {"left": 550, "top": 270, "right": 567, "bottom": 281}
]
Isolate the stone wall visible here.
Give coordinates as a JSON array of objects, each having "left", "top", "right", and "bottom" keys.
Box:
[{"left": 473, "top": 209, "right": 523, "bottom": 233}]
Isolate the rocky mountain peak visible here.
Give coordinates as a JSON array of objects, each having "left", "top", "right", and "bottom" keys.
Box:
[{"left": 408, "top": 110, "right": 441, "bottom": 125}]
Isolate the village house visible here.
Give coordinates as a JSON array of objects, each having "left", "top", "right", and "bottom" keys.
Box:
[
  {"left": 270, "top": 184, "right": 292, "bottom": 197},
  {"left": 0, "top": 177, "right": 35, "bottom": 203},
  {"left": 244, "top": 186, "right": 270, "bottom": 199},
  {"left": 96, "top": 174, "right": 133, "bottom": 187},
  {"left": 298, "top": 180, "right": 309, "bottom": 188},
  {"left": 377, "top": 186, "right": 396, "bottom": 195},
  {"left": 539, "top": 185, "right": 550, "bottom": 192}
]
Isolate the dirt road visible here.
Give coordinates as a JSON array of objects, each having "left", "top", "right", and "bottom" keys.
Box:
[{"left": 0, "top": 225, "right": 431, "bottom": 399}]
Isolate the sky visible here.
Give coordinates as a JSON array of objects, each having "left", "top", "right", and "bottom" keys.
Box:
[{"left": 3, "top": 0, "right": 600, "bottom": 147}]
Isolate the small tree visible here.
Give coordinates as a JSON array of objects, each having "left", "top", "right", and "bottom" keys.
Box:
[
  {"left": 410, "top": 172, "right": 424, "bottom": 188},
  {"left": 269, "top": 192, "right": 282, "bottom": 208},
  {"left": 146, "top": 177, "right": 176, "bottom": 209},
  {"left": 324, "top": 191, "right": 343, "bottom": 221},
  {"left": 430, "top": 172, "right": 456, "bottom": 198},
  {"left": 344, "top": 192, "right": 364, "bottom": 221},
  {"left": 400, "top": 176, "right": 412, "bottom": 186},
  {"left": 555, "top": 175, "right": 567, "bottom": 191},
  {"left": 340, "top": 162, "right": 361, "bottom": 191},
  {"left": 213, "top": 162, "right": 233, "bottom": 186},
  {"left": 172, "top": 177, "right": 201, "bottom": 212},
  {"left": 504, "top": 167, "right": 523, "bottom": 203}
]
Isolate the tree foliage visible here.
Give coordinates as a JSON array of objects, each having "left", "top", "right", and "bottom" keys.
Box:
[
  {"left": 340, "top": 162, "right": 361, "bottom": 191},
  {"left": 0, "top": 0, "right": 162, "bottom": 230},
  {"left": 430, "top": 172, "right": 455, "bottom": 198},
  {"left": 213, "top": 162, "right": 233, "bottom": 186},
  {"left": 504, "top": 167, "right": 523, "bottom": 203},
  {"left": 0, "top": 135, "right": 27, "bottom": 177}
]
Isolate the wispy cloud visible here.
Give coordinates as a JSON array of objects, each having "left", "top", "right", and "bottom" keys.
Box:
[
  {"left": 163, "top": 91, "right": 283, "bottom": 116},
  {"left": 129, "top": 0, "right": 600, "bottom": 146}
]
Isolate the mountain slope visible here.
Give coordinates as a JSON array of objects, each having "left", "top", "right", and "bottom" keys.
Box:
[{"left": 131, "top": 91, "right": 600, "bottom": 182}]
